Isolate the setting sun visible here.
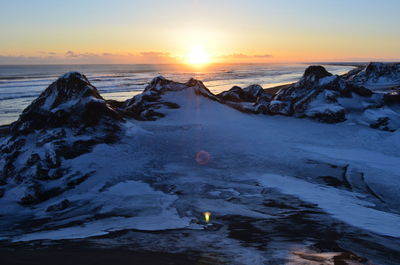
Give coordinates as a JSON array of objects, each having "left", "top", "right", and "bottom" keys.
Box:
[{"left": 187, "top": 46, "right": 210, "bottom": 66}]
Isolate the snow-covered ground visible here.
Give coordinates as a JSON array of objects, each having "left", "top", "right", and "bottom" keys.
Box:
[
  {"left": 1, "top": 85, "right": 400, "bottom": 264},
  {"left": 1, "top": 65, "right": 400, "bottom": 264}
]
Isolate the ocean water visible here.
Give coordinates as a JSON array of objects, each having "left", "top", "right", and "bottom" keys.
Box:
[{"left": 0, "top": 63, "right": 355, "bottom": 126}]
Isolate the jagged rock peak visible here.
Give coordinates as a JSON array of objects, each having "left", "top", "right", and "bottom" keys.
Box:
[
  {"left": 217, "top": 84, "right": 267, "bottom": 103},
  {"left": 143, "top": 76, "right": 213, "bottom": 97},
  {"left": 296, "top": 66, "right": 336, "bottom": 88},
  {"left": 345, "top": 62, "right": 400, "bottom": 88},
  {"left": 185, "top": 77, "right": 206, "bottom": 87},
  {"left": 364, "top": 62, "right": 400, "bottom": 74},
  {"left": 11, "top": 72, "right": 120, "bottom": 133},
  {"left": 303, "top": 65, "right": 332, "bottom": 79},
  {"left": 27, "top": 71, "right": 103, "bottom": 112}
]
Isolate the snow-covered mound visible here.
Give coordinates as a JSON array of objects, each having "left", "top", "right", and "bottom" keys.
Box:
[
  {"left": 267, "top": 65, "right": 373, "bottom": 122},
  {"left": 120, "top": 76, "right": 219, "bottom": 120},
  {"left": 212, "top": 65, "right": 400, "bottom": 131},
  {"left": 345, "top": 62, "right": 400, "bottom": 90},
  {"left": 0, "top": 72, "right": 123, "bottom": 205}
]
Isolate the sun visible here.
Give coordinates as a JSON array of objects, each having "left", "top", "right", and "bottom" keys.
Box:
[{"left": 187, "top": 46, "right": 210, "bottom": 66}]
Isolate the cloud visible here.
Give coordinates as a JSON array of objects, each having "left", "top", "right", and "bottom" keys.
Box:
[
  {"left": 217, "top": 53, "right": 251, "bottom": 59},
  {"left": 0, "top": 51, "right": 273, "bottom": 64},
  {"left": 216, "top": 53, "right": 273, "bottom": 60},
  {"left": 66, "top": 50, "right": 79, "bottom": 57},
  {"left": 254, "top": 54, "right": 273, "bottom": 58},
  {"left": 0, "top": 51, "right": 179, "bottom": 64},
  {"left": 140, "top": 51, "right": 171, "bottom": 57}
]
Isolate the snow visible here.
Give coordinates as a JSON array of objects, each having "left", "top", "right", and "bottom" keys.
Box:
[
  {"left": 319, "top": 75, "right": 337, "bottom": 86},
  {"left": 2, "top": 80, "right": 400, "bottom": 248},
  {"left": 256, "top": 173, "right": 400, "bottom": 237}
]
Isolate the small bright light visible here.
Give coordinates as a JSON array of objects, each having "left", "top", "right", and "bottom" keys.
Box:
[
  {"left": 187, "top": 46, "right": 210, "bottom": 65},
  {"left": 203, "top": 211, "right": 211, "bottom": 223}
]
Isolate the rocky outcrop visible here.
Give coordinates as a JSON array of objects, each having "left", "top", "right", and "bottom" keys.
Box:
[
  {"left": 265, "top": 66, "right": 355, "bottom": 122},
  {"left": 344, "top": 62, "right": 400, "bottom": 89},
  {"left": 217, "top": 84, "right": 266, "bottom": 102},
  {"left": 120, "top": 76, "right": 220, "bottom": 120},
  {"left": 0, "top": 73, "right": 122, "bottom": 205},
  {"left": 216, "top": 84, "right": 273, "bottom": 114},
  {"left": 10, "top": 72, "right": 121, "bottom": 134},
  {"left": 258, "top": 65, "right": 400, "bottom": 127},
  {"left": 212, "top": 65, "right": 399, "bottom": 129}
]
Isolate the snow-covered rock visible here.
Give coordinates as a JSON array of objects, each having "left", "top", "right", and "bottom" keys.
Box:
[
  {"left": 345, "top": 62, "right": 400, "bottom": 89},
  {"left": 263, "top": 66, "right": 366, "bottom": 123},
  {"left": 262, "top": 65, "right": 400, "bottom": 128},
  {"left": 0, "top": 73, "right": 123, "bottom": 205},
  {"left": 217, "top": 84, "right": 267, "bottom": 102},
  {"left": 120, "top": 76, "right": 220, "bottom": 120},
  {"left": 10, "top": 72, "right": 121, "bottom": 134}
]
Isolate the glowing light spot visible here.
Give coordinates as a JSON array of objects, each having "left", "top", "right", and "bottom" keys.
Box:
[
  {"left": 187, "top": 46, "right": 210, "bottom": 66},
  {"left": 203, "top": 211, "right": 211, "bottom": 223},
  {"left": 196, "top": 151, "right": 210, "bottom": 165}
]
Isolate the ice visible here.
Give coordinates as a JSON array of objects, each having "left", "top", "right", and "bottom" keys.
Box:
[{"left": 257, "top": 173, "right": 400, "bottom": 237}]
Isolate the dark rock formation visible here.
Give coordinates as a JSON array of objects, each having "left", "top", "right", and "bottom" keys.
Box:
[
  {"left": 345, "top": 62, "right": 400, "bottom": 88},
  {"left": 0, "top": 73, "right": 123, "bottom": 205},
  {"left": 120, "top": 76, "right": 219, "bottom": 120},
  {"left": 11, "top": 72, "right": 121, "bottom": 134},
  {"left": 217, "top": 84, "right": 266, "bottom": 102}
]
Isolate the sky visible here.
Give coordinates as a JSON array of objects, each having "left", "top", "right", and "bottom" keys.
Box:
[{"left": 0, "top": 0, "right": 399, "bottom": 64}]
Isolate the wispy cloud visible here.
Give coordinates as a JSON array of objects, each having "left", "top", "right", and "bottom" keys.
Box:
[
  {"left": 0, "top": 51, "right": 179, "bottom": 64},
  {"left": 0, "top": 51, "right": 274, "bottom": 64},
  {"left": 216, "top": 53, "right": 272, "bottom": 59}
]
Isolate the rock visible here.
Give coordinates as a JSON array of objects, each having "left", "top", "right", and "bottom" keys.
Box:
[
  {"left": 10, "top": 72, "right": 121, "bottom": 134},
  {"left": 383, "top": 91, "right": 400, "bottom": 104},
  {"left": 268, "top": 100, "right": 292, "bottom": 115},
  {"left": 307, "top": 106, "right": 346, "bottom": 123},
  {"left": 263, "top": 65, "right": 393, "bottom": 126},
  {"left": 46, "top": 199, "right": 71, "bottom": 212},
  {"left": 369, "top": 117, "right": 392, "bottom": 131},
  {"left": 121, "top": 76, "right": 219, "bottom": 120},
  {"left": 26, "top": 153, "right": 40, "bottom": 167},
  {"left": 0, "top": 73, "right": 124, "bottom": 205},
  {"left": 19, "top": 184, "right": 42, "bottom": 205},
  {"left": 217, "top": 86, "right": 246, "bottom": 102},
  {"left": 217, "top": 84, "right": 269, "bottom": 104},
  {"left": 293, "top": 251, "right": 367, "bottom": 264},
  {"left": 345, "top": 62, "right": 400, "bottom": 89}
]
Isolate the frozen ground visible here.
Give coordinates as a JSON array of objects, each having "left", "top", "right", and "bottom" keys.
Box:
[{"left": 1, "top": 86, "right": 400, "bottom": 264}]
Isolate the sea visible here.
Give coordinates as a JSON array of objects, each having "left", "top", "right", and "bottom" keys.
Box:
[{"left": 0, "top": 63, "right": 355, "bottom": 126}]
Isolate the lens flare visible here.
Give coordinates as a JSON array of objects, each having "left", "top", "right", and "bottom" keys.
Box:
[
  {"left": 195, "top": 150, "right": 211, "bottom": 165},
  {"left": 203, "top": 211, "right": 211, "bottom": 223}
]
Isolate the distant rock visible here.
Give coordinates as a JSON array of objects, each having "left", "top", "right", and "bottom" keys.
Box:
[
  {"left": 120, "top": 76, "right": 219, "bottom": 120},
  {"left": 265, "top": 66, "right": 352, "bottom": 122},
  {"left": 345, "top": 62, "right": 400, "bottom": 89},
  {"left": 217, "top": 84, "right": 265, "bottom": 102}
]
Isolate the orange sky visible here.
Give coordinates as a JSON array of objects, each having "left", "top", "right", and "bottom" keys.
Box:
[{"left": 1, "top": 0, "right": 399, "bottom": 64}]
